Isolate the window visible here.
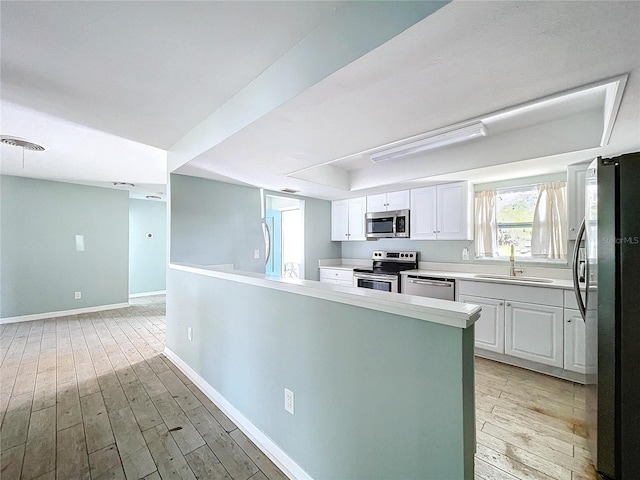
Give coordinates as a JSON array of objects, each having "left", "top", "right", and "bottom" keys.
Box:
[
  {"left": 476, "top": 181, "right": 567, "bottom": 261},
  {"left": 495, "top": 185, "right": 538, "bottom": 257}
]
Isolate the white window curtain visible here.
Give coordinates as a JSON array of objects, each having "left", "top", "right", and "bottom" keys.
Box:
[
  {"left": 531, "top": 181, "right": 567, "bottom": 260},
  {"left": 475, "top": 190, "right": 498, "bottom": 258}
]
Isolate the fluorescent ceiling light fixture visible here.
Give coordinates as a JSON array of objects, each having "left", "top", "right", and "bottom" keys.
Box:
[{"left": 370, "top": 122, "right": 487, "bottom": 163}]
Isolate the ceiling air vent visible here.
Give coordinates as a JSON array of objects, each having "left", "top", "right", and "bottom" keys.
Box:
[
  {"left": 281, "top": 188, "right": 299, "bottom": 194},
  {"left": 1, "top": 136, "right": 47, "bottom": 151}
]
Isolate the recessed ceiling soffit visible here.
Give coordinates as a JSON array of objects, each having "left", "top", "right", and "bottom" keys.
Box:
[{"left": 287, "top": 75, "right": 627, "bottom": 192}]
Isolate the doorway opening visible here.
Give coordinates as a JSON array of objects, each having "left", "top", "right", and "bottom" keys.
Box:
[{"left": 265, "top": 195, "right": 305, "bottom": 279}]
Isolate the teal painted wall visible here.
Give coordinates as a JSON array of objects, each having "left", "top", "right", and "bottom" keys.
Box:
[
  {"left": 170, "top": 175, "right": 339, "bottom": 279},
  {"left": 0, "top": 175, "right": 129, "bottom": 318},
  {"left": 167, "top": 268, "right": 475, "bottom": 479},
  {"left": 342, "top": 172, "right": 570, "bottom": 268},
  {"left": 129, "top": 199, "right": 167, "bottom": 295},
  {"left": 170, "top": 174, "right": 266, "bottom": 272}
]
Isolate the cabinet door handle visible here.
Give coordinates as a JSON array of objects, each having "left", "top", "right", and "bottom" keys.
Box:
[
  {"left": 506, "top": 302, "right": 511, "bottom": 307},
  {"left": 499, "top": 302, "right": 504, "bottom": 306},
  {"left": 567, "top": 319, "right": 572, "bottom": 322},
  {"left": 570, "top": 227, "right": 576, "bottom": 231}
]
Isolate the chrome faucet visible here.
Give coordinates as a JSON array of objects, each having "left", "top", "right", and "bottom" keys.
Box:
[{"left": 509, "top": 245, "right": 524, "bottom": 277}]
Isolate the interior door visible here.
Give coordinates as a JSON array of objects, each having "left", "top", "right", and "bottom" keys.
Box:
[{"left": 265, "top": 209, "right": 282, "bottom": 276}]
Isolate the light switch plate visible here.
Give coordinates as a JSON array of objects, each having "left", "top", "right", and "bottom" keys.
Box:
[{"left": 284, "top": 388, "right": 294, "bottom": 415}]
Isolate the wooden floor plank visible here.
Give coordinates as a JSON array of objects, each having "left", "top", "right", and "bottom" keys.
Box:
[
  {"left": 131, "top": 360, "right": 167, "bottom": 398},
  {"left": 101, "top": 385, "right": 129, "bottom": 415},
  {"left": 475, "top": 456, "right": 519, "bottom": 480},
  {"left": 143, "top": 423, "right": 197, "bottom": 480},
  {"left": 80, "top": 391, "right": 115, "bottom": 454},
  {"left": 150, "top": 391, "right": 206, "bottom": 455},
  {"left": 0, "top": 392, "right": 33, "bottom": 450},
  {"left": 108, "top": 406, "right": 156, "bottom": 480},
  {"left": 229, "top": 428, "right": 288, "bottom": 480},
  {"left": 21, "top": 405, "right": 56, "bottom": 479},
  {"left": 88, "top": 443, "right": 123, "bottom": 479},
  {"left": 12, "top": 361, "right": 38, "bottom": 397},
  {"left": 120, "top": 379, "right": 163, "bottom": 431},
  {"left": 32, "top": 372, "right": 56, "bottom": 412},
  {"left": 157, "top": 369, "right": 201, "bottom": 412},
  {"left": 477, "top": 430, "right": 572, "bottom": 479},
  {"left": 0, "top": 443, "right": 25, "bottom": 480},
  {"left": 56, "top": 423, "right": 90, "bottom": 479},
  {"left": 56, "top": 381, "right": 82, "bottom": 431},
  {"left": 185, "top": 444, "right": 232, "bottom": 480},
  {"left": 187, "top": 384, "right": 238, "bottom": 433},
  {"left": 186, "top": 405, "right": 259, "bottom": 480},
  {"left": 481, "top": 422, "right": 595, "bottom": 478},
  {"left": 75, "top": 362, "right": 101, "bottom": 398}
]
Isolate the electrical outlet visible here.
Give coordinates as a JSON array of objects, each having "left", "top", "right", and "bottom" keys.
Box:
[
  {"left": 254, "top": 249, "right": 260, "bottom": 259},
  {"left": 462, "top": 248, "right": 469, "bottom": 261},
  {"left": 187, "top": 327, "right": 192, "bottom": 341},
  {"left": 74, "top": 291, "right": 82, "bottom": 300},
  {"left": 284, "top": 388, "right": 294, "bottom": 415}
]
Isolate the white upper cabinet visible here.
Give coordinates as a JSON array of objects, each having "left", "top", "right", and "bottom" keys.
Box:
[
  {"left": 410, "top": 186, "right": 438, "bottom": 239},
  {"left": 567, "top": 161, "right": 591, "bottom": 240},
  {"left": 331, "top": 197, "right": 366, "bottom": 241},
  {"left": 331, "top": 200, "right": 349, "bottom": 241},
  {"left": 366, "top": 190, "right": 410, "bottom": 213},
  {"left": 411, "top": 182, "right": 473, "bottom": 240},
  {"left": 348, "top": 197, "right": 366, "bottom": 241}
]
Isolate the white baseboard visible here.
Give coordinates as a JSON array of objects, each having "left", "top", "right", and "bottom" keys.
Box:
[
  {"left": 129, "top": 290, "right": 166, "bottom": 298},
  {"left": 163, "top": 347, "right": 312, "bottom": 480},
  {"left": 0, "top": 302, "right": 130, "bottom": 325}
]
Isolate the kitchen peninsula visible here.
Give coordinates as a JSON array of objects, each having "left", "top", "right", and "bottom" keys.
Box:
[{"left": 166, "top": 262, "right": 480, "bottom": 479}]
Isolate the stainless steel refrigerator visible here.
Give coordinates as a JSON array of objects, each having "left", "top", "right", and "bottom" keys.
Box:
[{"left": 572, "top": 153, "right": 640, "bottom": 479}]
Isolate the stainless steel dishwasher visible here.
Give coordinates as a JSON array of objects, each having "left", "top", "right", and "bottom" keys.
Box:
[{"left": 402, "top": 275, "right": 455, "bottom": 300}]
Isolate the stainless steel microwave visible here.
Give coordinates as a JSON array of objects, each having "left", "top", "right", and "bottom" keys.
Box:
[{"left": 365, "top": 209, "right": 410, "bottom": 239}]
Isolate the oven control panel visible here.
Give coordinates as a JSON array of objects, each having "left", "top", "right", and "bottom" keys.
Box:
[{"left": 372, "top": 250, "right": 417, "bottom": 261}]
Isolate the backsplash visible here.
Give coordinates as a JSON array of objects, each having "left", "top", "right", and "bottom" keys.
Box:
[{"left": 340, "top": 238, "right": 573, "bottom": 270}]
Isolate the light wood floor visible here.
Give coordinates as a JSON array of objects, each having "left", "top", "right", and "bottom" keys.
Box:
[
  {"left": 474, "top": 357, "right": 597, "bottom": 480},
  {"left": 0, "top": 296, "right": 597, "bottom": 480}
]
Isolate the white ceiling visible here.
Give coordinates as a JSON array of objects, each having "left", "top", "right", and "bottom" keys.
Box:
[{"left": 2, "top": 1, "right": 640, "bottom": 200}]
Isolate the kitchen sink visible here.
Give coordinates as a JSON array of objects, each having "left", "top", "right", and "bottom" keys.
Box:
[{"left": 473, "top": 274, "right": 554, "bottom": 284}]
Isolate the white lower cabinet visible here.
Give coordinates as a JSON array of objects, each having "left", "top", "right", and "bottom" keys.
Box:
[
  {"left": 505, "top": 301, "right": 564, "bottom": 368},
  {"left": 564, "top": 308, "right": 586, "bottom": 373},
  {"left": 459, "top": 295, "right": 505, "bottom": 354},
  {"left": 319, "top": 268, "right": 354, "bottom": 286},
  {"left": 458, "top": 280, "right": 572, "bottom": 373}
]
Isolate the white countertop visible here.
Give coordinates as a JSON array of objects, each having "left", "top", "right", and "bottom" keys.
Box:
[
  {"left": 318, "top": 263, "right": 365, "bottom": 271},
  {"left": 318, "top": 259, "right": 574, "bottom": 290},
  {"left": 171, "top": 263, "right": 480, "bottom": 329},
  {"left": 399, "top": 269, "right": 575, "bottom": 290}
]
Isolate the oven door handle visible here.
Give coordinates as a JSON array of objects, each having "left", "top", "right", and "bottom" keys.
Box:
[
  {"left": 354, "top": 273, "right": 396, "bottom": 282},
  {"left": 407, "top": 279, "right": 452, "bottom": 287}
]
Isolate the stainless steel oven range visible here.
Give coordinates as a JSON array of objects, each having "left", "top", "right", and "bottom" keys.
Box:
[{"left": 353, "top": 250, "right": 418, "bottom": 293}]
